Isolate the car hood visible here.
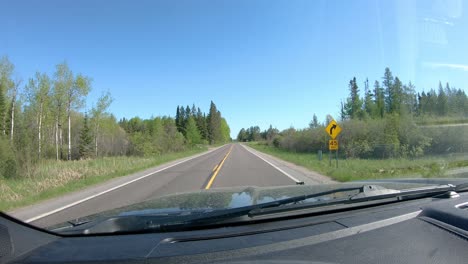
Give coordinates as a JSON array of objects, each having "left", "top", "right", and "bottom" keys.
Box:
[{"left": 49, "top": 177, "right": 468, "bottom": 230}]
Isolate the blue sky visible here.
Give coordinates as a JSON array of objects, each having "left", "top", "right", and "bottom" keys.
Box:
[{"left": 1, "top": 0, "right": 467, "bottom": 138}]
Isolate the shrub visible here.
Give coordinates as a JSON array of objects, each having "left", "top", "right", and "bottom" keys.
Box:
[{"left": 0, "top": 137, "right": 17, "bottom": 179}]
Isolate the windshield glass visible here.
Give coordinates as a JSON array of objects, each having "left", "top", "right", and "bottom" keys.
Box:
[{"left": 0, "top": 0, "right": 467, "bottom": 234}]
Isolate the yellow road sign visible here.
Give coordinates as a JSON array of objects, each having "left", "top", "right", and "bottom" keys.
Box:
[
  {"left": 329, "top": 139, "right": 338, "bottom": 150},
  {"left": 325, "top": 119, "right": 342, "bottom": 139}
]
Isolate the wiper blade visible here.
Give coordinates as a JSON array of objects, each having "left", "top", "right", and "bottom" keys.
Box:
[
  {"left": 250, "top": 184, "right": 459, "bottom": 216},
  {"left": 76, "top": 185, "right": 388, "bottom": 234},
  {"left": 73, "top": 184, "right": 462, "bottom": 234}
]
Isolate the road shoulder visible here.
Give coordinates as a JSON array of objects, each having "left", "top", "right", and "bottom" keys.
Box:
[
  {"left": 241, "top": 144, "right": 335, "bottom": 185},
  {"left": 8, "top": 145, "right": 226, "bottom": 222}
]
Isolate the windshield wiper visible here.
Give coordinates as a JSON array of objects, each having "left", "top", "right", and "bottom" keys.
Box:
[
  {"left": 63, "top": 185, "right": 370, "bottom": 234},
  {"left": 70, "top": 184, "right": 462, "bottom": 234}
]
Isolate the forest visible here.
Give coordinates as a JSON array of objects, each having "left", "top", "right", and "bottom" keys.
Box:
[{"left": 0, "top": 56, "right": 231, "bottom": 179}]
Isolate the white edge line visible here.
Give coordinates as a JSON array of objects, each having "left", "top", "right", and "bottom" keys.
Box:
[
  {"left": 24, "top": 146, "right": 226, "bottom": 223},
  {"left": 241, "top": 144, "right": 301, "bottom": 183}
]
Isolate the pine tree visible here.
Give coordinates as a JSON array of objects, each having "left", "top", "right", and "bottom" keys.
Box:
[
  {"left": 195, "top": 107, "right": 207, "bottom": 140},
  {"left": 175, "top": 105, "right": 181, "bottom": 131},
  {"left": 351, "top": 77, "right": 362, "bottom": 118},
  {"left": 374, "top": 80, "right": 385, "bottom": 118},
  {"left": 79, "top": 114, "right": 93, "bottom": 159},
  {"left": 382, "top": 67, "right": 394, "bottom": 113},
  {"left": 419, "top": 91, "right": 428, "bottom": 115},
  {"left": 309, "top": 114, "right": 319, "bottom": 128},
  {"left": 179, "top": 106, "right": 186, "bottom": 134},
  {"left": 207, "top": 101, "right": 221, "bottom": 144},
  {"left": 191, "top": 104, "right": 197, "bottom": 116},
  {"left": 390, "top": 77, "right": 403, "bottom": 114},
  {"left": 437, "top": 82, "right": 448, "bottom": 116},
  {"left": 343, "top": 77, "right": 363, "bottom": 119},
  {"left": 340, "top": 101, "right": 347, "bottom": 120},
  {"left": 416, "top": 92, "right": 423, "bottom": 116},
  {"left": 363, "top": 78, "right": 375, "bottom": 117},
  {"left": 185, "top": 105, "right": 191, "bottom": 119},
  {"left": 426, "top": 89, "right": 438, "bottom": 115},
  {"left": 401, "top": 82, "right": 416, "bottom": 116}
]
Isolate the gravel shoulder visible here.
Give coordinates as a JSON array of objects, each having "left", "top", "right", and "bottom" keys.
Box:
[{"left": 242, "top": 144, "right": 335, "bottom": 185}]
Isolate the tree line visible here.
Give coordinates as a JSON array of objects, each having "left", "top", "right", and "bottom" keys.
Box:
[
  {"left": 0, "top": 56, "right": 231, "bottom": 179},
  {"left": 175, "top": 101, "right": 230, "bottom": 145},
  {"left": 238, "top": 67, "right": 468, "bottom": 159},
  {"left": 119, "top": 101, "right": 231, "bottom": 156},
  {"left": 341, "top": 68, "right": 468, "bottom": 120},
  {"left": 237, "top": 125, "right": 279, "bottom": 142}
]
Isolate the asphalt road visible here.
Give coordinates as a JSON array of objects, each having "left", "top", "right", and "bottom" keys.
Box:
[{"left": 10, "top": 143, "right": 332, "bottom": 228}]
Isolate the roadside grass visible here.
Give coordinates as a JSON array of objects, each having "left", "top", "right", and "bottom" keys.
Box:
[
  {"left": 0, "top": 146, "right": 208, "bottom": 212},
  {"left": 247, "top": 142, "right": 468, "bottom": 182}
]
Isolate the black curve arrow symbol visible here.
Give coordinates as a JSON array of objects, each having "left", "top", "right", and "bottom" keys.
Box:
[{"left": 330, "top": 124, "right": 336, "bottom": 135}]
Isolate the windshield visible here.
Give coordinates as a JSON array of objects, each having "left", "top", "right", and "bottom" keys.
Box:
[{"left": 0, "top": 0, "right": 467, "bottom": 234}]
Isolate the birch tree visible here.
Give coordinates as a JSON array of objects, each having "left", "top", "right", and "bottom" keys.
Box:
[
  {"left": 8, "top": 79, "right": 21, "bottom": 141},
  {"left": 52, "top": 63, "right": 72, "bottom": 160},
  {"left": 25, "top": 72, "right": 51, "bottom": 158},
  {"left": 90, "top": 91, "right": 113, "bottom": 157},
  {"left": 65, "top": 74, "right": 91, "bottom": 160}
]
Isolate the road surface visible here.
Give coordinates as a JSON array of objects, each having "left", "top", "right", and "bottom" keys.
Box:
[{"left": 9, "top": 143, "right": 333, "bottom": 228}]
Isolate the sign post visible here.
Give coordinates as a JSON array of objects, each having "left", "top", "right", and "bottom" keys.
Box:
[{"left": 325, "top": 118, "right": 342, "bottom": 168}]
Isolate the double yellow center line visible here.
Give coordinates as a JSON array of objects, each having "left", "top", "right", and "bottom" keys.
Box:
[{"left": 205, "top": 145, "right": 233, "bottom": 189}]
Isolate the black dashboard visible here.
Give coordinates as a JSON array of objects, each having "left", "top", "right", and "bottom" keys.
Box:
[{"left": 1, "top": 193, "right": 468, "bottom": 264}]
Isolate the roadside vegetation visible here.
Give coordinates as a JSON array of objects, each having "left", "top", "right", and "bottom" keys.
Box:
[
  {"left": 0, "top": 56, "right": 231, "bottom": 210},
  {"left": 0, "top": 147, "right": 207, "bottom": 211},
  {"left": 240, "top": 67, "right": 468, "bottom": 181},
  {"left": 248, "top": 142, "right": 468, "bottom": 182}
]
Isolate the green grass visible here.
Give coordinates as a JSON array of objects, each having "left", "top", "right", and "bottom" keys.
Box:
[
  {"left": 248, "top": 142, "right": 468, "bottom": 182},
  {"left": 0, "top": 146, "right": 208, "bottom": 211}
]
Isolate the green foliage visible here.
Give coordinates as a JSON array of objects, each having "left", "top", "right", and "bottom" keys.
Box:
[
  {"left": 0, "top": 136, "right": 16, "bottom": 178},
  {"left": 241, "top": 67, "right": 466, "bottom": 160},
  {"left": 121, "top": 115, "right": 198, "bottom": 156},
  {"left": 220, "top": 118, "right": 231, "bottom": 142},
  {"left": 90, "top": 91, "right": 113, "bottom": 157},
  {"left": 343, "top": 77, "right": 363, "bottom": 119},
  {"left": 309, "top": 114, "right": 319, "bottom": 129},
  {"left": 238, "top": 126, "right": 261, "bottom": 142},
  {"left": 79, "top": 114, "right": 93, "bottom": 159},
  {"left": 0, "top": 56, "right": 237, "bottom": 208},
  {"left": 374, "top": 80, "right": 385, "bottom": 118},
  {"left": 185, "top": 116, "right": 202, "bottom": 145},
  {"left": 196, "top": 108, "right": 208, "bottom": 140},
  {"left": 207, "top": 101, "right": 222, "bottom": 143},
  {"left": 237, "top": 128, "right": 247, "bottom": 142},
  {"left": 174, "top": 102, "right": 229, "bottom": 145},
  {"left": 0, "top": 56, "right": 15, "bottom": 135},
  {"left": 0, "top": 83, "right": 5, "bottom": 134},
  {"left": 363, "top": 79, "right": 375, "bottom": 117}
]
